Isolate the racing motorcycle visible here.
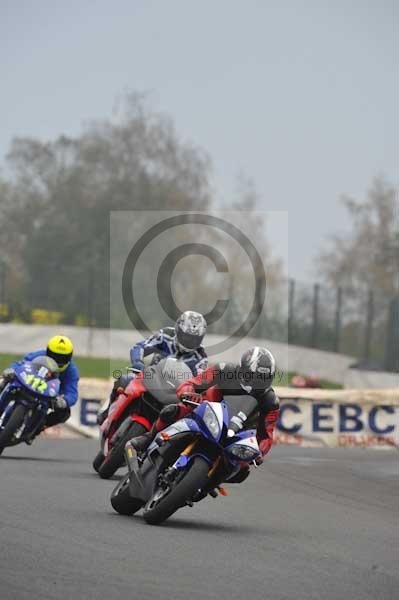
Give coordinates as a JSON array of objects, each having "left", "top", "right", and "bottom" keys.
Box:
[
  {"left": 0, "top": 356, "right": 60, "bottom": 455},
  {"left": 93, "top": 357, "right": 194, "bottom": 479},
  {"left": 110, "top": 394, "right": 261, "bottom": 525}
]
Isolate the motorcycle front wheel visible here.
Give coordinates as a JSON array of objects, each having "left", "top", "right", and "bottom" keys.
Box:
[
  {"left": 143, "top": 456, "right": 210, "bottom": 526},
  {"left": 92, "top": 451, "right": 105, "bottom": 473},
  {"left": 97, "top": 421, "right": 146, "bottom": 479},
  {"left": 0, "top": 404, "right": 27, "bottom": 455}
]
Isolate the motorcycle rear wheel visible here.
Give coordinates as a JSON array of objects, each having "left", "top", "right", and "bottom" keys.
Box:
[
  {"left": 97, "top": 421, "right": 146, "bottom": 479},
  {"left": 0, "top": 404, "right": 27, "bottom": 455},
  {"left": 143, "top": 456, "right": 210, "bottom": 525},
  {"left": 110, "top": 472, "right": 143, "bottom": 515}
]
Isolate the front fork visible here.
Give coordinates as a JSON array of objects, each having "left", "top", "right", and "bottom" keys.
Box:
[
  {"left": 176, "top": 443, "right": 229, "bottom": 501},
  {"left": 0, "top": 383, "right": 11, "bottom": 413},
  {"left": 172, "top": 440, "right": 226, "bottom": 491}
]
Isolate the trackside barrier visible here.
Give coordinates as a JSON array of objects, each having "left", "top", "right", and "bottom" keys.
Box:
[
  {"left": 49, "top": 378, "right": 111, "bottom": 440},
  {"left": 274, "top": 387, "right": 399, "bottom": 448},
  {"left": 52, "top": 379, "right": 399, "bottom": 448}
]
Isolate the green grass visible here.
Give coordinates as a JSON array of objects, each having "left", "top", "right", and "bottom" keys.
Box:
[
  {"left": 0, "top": 353, "right": 343, "bottom": 388},
  {"left": 0, "top": 353, "right": 124, "bottom": 379}
]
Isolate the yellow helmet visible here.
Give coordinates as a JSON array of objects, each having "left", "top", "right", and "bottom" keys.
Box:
[{"left": 46, "top": 335, "right": 74, "bottom": 372}]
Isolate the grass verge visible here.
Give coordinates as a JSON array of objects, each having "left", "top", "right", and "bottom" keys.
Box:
[{"left": 0, "top": 353, "right": 343, "bottom": 388}]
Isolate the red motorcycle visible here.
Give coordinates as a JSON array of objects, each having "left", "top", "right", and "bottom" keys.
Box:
[{"left": 92, "top": 358, "right": 193, "bottom": 479}]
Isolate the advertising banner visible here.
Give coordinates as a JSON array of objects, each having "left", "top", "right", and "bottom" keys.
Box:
[
  {"left": 52, "top": 379, "right": 399, "bottom": 448},
  {"left": 275, "top": 393, "right": 399, "bottom": 448}
]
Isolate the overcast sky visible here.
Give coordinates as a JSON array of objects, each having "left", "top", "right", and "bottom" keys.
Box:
[{"left": 1, "top": 0, "right": 398, "bottom": 281}]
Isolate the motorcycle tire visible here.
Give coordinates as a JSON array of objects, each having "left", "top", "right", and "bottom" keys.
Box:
[
  {"left": 0, "top": 404, "right": 27, "bottom": 455},
  {"left": 92, "top": 451, "right": 105, "bottom": 473},
  {"left": 143, "top": 456, "right": 209, "bottom": 525},
  {"left": 110, "top": 472, "right": 143, "bottom": 515},
  {"left": 97, "top": 421, "right": 147, "bottom": 480}
]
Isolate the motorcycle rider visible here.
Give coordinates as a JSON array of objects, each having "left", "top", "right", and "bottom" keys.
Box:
[
  {"left": 130, "top": 346, "right": 280, "bottom": 484},
  {"left": 0, "top": 335, "right": 79, "bottom": 440},
  {"left": 97, "top": 311, "right": 208, "bottom": 425}
]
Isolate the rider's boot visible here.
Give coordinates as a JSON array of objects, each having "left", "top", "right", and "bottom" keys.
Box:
[
  {"left": 124, "top": 427, "right": 157, "bottom": 470},
  {"left": 130, "top": 428, "right": 156, "bottom": 453}
]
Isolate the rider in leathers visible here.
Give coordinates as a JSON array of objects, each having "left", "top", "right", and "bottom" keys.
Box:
[
  {"left": 97, "top": 311, "right": 208, "bottom": 424},
  {"left": 0, "top": 335, "right": 79, "bottom": 441},
  {"left": 131, "top": 346, "right": 280, "bottom": 484}
]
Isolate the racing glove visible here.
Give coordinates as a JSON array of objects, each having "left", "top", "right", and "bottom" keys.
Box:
[
  {"left": 2, "top": 367, "right": 16, "bottom": 381},
  {"left": 180, "top": 392, "right": 203, "bottom": 405},
  {"left": 177, "top": 383, "right": 195, "bottom": 400},
  {"left": 227, "top": 412, "right": 247, "bottom": 437}
]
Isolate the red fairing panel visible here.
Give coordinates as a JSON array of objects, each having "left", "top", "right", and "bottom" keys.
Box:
[
  {"left": 130, "top": 413, "right": 152, "bottom": 431},
  {"left": 107, "top": 374, "right": 147, "bottom": 424}
]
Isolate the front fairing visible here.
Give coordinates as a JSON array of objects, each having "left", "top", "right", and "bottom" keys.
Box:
[
  {"left": 224, "top": 429, "right": 261, "bottom": 464},
  {"left": 191, "top": 401, "right": 228, "bottom": 443},
  {"left": 14, "top": 362, "right": 60, "bottom": 399},
  {"left": 147, "top": 400, "right": 229, "bottom": 454},
  {"left": 127, "top": 401, "right": 259, "bottom": 507}
]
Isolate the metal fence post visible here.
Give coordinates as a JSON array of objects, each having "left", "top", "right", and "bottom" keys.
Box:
[
  {"left": 0, "top": 260, "right": 7, "bottom": 322},
  {"left": 288, "top": 279, "right": 295, "bottom": 343},
  {"left": 310, "top": 283, "right": 320, "bottom": 348},
  {"left": 87, "top": 261, "right": 95, "bottom": 356},
  {"left": 0, "top": 261, "right": 5, "bottom": 307},
  {"left": 384, "top": 296, "right": 399, "bottom": 372},
  {"left": 334, "top": 286, "right": 342, "bottom": 353},
  {"left": 363, "top": 290, "right": 374, "bottom": 362}
]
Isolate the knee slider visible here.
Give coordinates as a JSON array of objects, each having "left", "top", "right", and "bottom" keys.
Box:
[
  {"left": 58, "top": 406, "right": 71, "bottom": 424},
  {"left": 159, "top": 404, "right": 179, "bottom": 424}
]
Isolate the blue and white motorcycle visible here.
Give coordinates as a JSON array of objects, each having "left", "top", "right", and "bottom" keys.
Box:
[
  {"left": 110, "top": 395, "right": 261, "bottom": 525},
  {"left": 0, "top": 356, "right": 60, "bottom": 455}
]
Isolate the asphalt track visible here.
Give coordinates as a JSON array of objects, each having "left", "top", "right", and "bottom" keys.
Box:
[{"left": 1, "top": 440, "right": 398, "bottom": 600}]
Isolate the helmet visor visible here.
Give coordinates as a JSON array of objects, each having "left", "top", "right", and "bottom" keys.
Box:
[
  {"left": 47, "top": 349, "right": 72, "bottom": 368},
  {"left": 240, "top": 368, "right": 273, "bottom": 390},
  {"left": 176, "top": 330, "right": 204, "bottom": 351}
]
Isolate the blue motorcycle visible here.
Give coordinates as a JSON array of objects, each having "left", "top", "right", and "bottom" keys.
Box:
[
  {"left": 110, "top": 395, "right": 261, "bottom": 525},
  {"left": 0, "top": 356, "right": 60, "bottom": 455}
]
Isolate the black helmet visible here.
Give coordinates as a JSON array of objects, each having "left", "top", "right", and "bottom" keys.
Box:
[
  {"left": 175, "top": 311, "right": 207, "bottom": 351},
  {"left": 240, "top": 346, "right": 276, "bottom": 391}
]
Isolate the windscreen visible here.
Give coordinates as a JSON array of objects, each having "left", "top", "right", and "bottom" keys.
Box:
[{"left": 222, "top": 394, "right": 258, "bottom": 423}]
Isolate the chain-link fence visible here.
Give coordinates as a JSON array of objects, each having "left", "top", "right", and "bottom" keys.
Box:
[{"left": 285, "top": 280, "right": 398, "bottom": 372}]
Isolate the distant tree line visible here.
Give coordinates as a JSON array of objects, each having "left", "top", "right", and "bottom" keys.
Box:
[{"left": 0, "top": 92, "right": 282, "bottom": 332}]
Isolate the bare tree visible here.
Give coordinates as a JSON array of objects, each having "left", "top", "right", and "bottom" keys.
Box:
[
  {"left": 0, "top": 93, "right": 285, "bottom": 332},
  {"left": 317, "top": 177, "right": 399, "bottom": 297}
]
